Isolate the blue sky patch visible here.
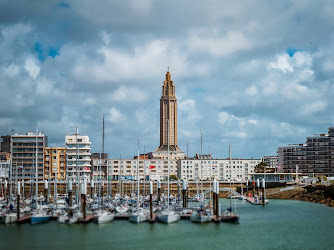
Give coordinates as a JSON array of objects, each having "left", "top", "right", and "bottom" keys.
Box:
[
  {"left": 193, "top": 87, "right": 205, "bottom": 93},
  {"left": 286, "top": 48, "right": 301, "bottom": 57},
  {"left": 34, "top": 42, "right": 44, "bottom": 62},
  {"left": 34, "top": 42, "right": 60, "bottom": 62},
  {"left": 48, "top": 48, "right": 60, "bottom": 58},
  {"left": 56, "top": 2, "right": 70, "bottom": 8}
]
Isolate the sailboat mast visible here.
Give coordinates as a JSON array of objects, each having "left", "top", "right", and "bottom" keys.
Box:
[
  {"left": 137, "top": 139, "right": 140, "bottom": 209},
  {"left": 102, "top": 114, "right": 104, "bottom": 155},
  {"left": 76, "top": 126, "right": 79, "bottom": 208},
  {"left": 209, "top": 141, "right": 212, "bottom": 210},
  {"left": 54, "top": 146, "right": 57, "bottom": 206},
  {"left": 144, "top": 145, "right": 146, "bottom": 197},
  {"left": 98, "top": 152, "right": 101, "bottom": 210},
  {"left": 200, "top": 131, "right": 203, "bottom": 206},
  {"left": 167, "top": 119, "right": 170, "bottom": 211},
  {"left": 9, "top": 134, "right": 13, "bottom": 204},
  {"left": 229, "top": 144, "right": 232, "bottom": 210},
  {"left": 35, "top": 125, "right": 38, "bottom": 209}
]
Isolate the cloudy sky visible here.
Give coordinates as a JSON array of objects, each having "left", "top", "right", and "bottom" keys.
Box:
[{"left": 1, "top": 0, "right": 334, "bottom": 159}]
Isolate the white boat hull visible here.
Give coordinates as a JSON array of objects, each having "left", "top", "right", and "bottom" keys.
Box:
[
  {"left": 58, "top": 215, "right": 79, "bottom": 224},
  {"left": 158, "top": 212, "right": 180, "bottom": 224},
  {"left": 191, "top": 214, "right": 211, "bottom": 223},
  {"left": 116, "top": 205, "right": 128, "bottom": 214},
  {"left": 97, "top": 214, "right": 115, "bottom": 224},
  {"left": 3, "top": 214, "right": 17, "bottom": 224},
  {"left": 129, "top": 214, "right": 148, "bottom": 223}
]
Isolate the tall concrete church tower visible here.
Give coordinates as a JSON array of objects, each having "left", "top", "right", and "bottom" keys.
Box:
[{"left": 156, "top": 69, "right": 181, "bottom": 152}]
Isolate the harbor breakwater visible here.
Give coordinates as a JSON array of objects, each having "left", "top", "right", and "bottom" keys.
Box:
[{"left": 267, "top": 185, "right": 334, "bottom": 207}]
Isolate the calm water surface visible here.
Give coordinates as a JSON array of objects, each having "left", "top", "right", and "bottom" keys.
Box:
[{"left": 1, "top": 199, "right": 334, "bottom": 250}]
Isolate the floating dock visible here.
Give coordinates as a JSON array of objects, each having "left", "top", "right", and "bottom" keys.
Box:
[
  {"left": 246, "top": 196, "right": 266, "bottom": 205},
  {"left": 16, "top": 215, "right": 31, "bottom": 224},
  {"left": 80, "top": 215, "right": 94, "bottom": 223}
]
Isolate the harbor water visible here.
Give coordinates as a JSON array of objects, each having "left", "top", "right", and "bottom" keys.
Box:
[{"left": 1, "top": 199, "right": 334, "bottom": 249}]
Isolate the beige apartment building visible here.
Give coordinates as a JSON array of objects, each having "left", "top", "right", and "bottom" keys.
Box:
[{"left": 44, "top": 147, "right": 66, "bottom": 180}]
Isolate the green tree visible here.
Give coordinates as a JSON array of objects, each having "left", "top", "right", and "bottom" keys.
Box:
[
  {"left": 254, "top": 162, "right": 268, "bottom": 173},
  {"left": 170, "top": 175, "right": 178, "bottom": 181}
]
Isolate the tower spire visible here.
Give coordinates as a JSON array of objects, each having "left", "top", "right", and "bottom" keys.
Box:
[{"left": 156, "top": 69, "right": 181, "bottom": 152}]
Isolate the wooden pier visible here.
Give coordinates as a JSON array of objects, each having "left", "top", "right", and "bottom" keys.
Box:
[
  {"left": 246, "top": 196, "right": 266, "bottom": 205},
  {"left": 80, "top": 215, "right": 94, "bottom": 224},
  {"left": 16, "top": 215, "right": 31, "bottom": 224}
]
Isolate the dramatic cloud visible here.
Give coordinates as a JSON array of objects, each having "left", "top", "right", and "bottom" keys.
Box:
[{"left": 1, "top": 0, "right": 334, "bottom": 158}]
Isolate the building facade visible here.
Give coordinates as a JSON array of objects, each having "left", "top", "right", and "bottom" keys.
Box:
[
  {"left": 0, "top": 161, "right": 10, "bottom": 179},
  {"left": 177, "top": 156, "right": 261, "bottom": 181},
  {"left": 65, "top": 129, "right": 91, "bottom": 182},
  {"left": 278, "top": 127, "right": 334, "bottom": 175},
  {"left": 1, "top": 135, "right": 11, "bottom": 153},
  {"left": 92, "top": 158, "right": 179, "bottom": 181},
  {"left": 262, "top": 155, "right": 279, "bottom": 172},
  {"left": 44, "top": 147, "right": 66, "bottom": 180},
  {"left": 9, "top": 131, "right": 48, "bottom": 180}
]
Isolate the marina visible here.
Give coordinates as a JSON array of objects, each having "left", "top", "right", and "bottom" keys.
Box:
[{"left": 1, "top": 199, "right": 334, "bottom": 249}]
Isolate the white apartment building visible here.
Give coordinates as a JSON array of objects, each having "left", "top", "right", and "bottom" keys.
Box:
[
  {"left": 65, "top": 128, "right": 91, "bottom": 182},
  {"left": 262, "top": 156, "right": 279, "bottom": 172},
  {"left": 0, "top": 161, "right": 10, "bottom": 179},
  {"left": 92, "top": 158, "right": 179, "bottom": 181},
  {"left": 8, "top": 131, "right": 48, "bottom": 180},
  {"left": 92, "top": 156, "right": 260, "bottom": 182},
  {"left": 152, "top": 150, "right": 185, "bottom": 160},
  {"left": 177, "top": 156, "right": 261, "bottom": 181}
]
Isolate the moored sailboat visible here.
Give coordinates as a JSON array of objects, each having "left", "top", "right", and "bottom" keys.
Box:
[
  {"left": 129, "top": 140, "right": 148, "bottom": 223},
  {"left": 158, "top": 120, "right": 180, "bottom": 224},
  {"left": 221, "top": 145, "right": 239, "bottom": 223}
]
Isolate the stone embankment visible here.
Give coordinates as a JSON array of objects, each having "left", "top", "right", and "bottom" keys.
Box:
[{"left": 267, "top": 185, "right": 334, "bottom": 207}]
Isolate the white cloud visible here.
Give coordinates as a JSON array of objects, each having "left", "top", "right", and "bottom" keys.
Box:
[
  {"left": 135, "top": 110, "right": 148, "bottom": 124},
  {"left": 36, "top": 77, "right": 54, "bottom": 95},
  {"left": 110, "top": 86, "right": 148, "bottom": 103},
  {"left": 24, "top": 56, "right": 40, "bottom": 79},
  {"left": 3, "top": 64, "right": 20, "bottom": 77},
  {"left": 245, "top": 85, "right": 257, "bottom": 96},
  {"left": 262, "top": 81, "right": 278, "bottom": 96},
  {"left": 130, "top": 0, "right": 154, "bottom": 15},
  {"left": 1, "top": 23, "right": 33, "bottom": 40},
  {"left": 108, "top": 107, "right": 125, "bottom": 123},
  {"left": 268, "top": 54, "right": 293, "bottom": 73},
  {"left": 248, "top": 120, "right": 258, "bottom": 125},
  {"left": 217, "top": 111, "right": 308, "bottom": 140},
  {"left": 299, "top": 101, "right": 327, "bottom": 115},
  {"left": 72, "top": 39, "right": 210, "bottom": 84},
  {"left": 218, "top": 112, "right": 233, "bottom": 124},
  {"left": 292, "top": 51, "right": 312, "bottom": 67},
  {"left": 188, "top": 30, "right": 251, "bottom": 57}
]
